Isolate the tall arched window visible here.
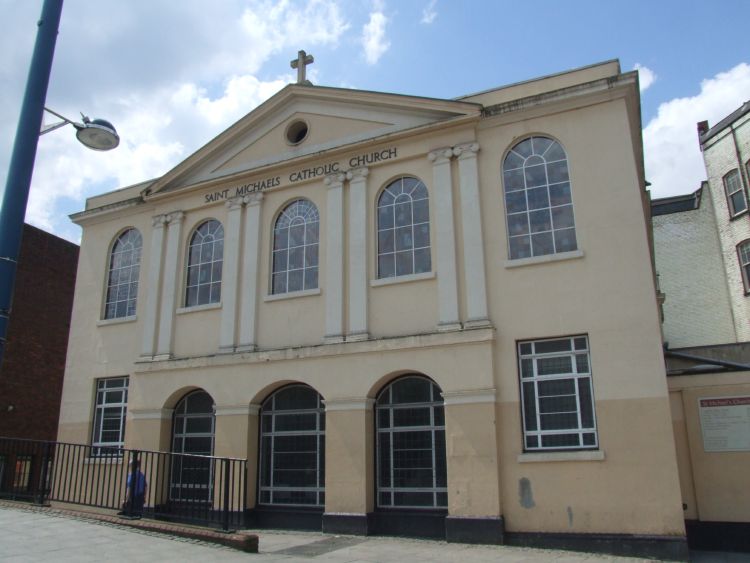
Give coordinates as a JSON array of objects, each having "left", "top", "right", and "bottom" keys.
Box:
[
  {"left": 377, "top": 177, "right": 431, "bottom": 278},
  {"left": 185, "top": 220, "right": 224, "bottom": 307},
  {"left": 104, "top": 228, "right": 142, "bottom": 319},
  {"left": 272, "top": 199, "right": 319, "bottom": 294},
  {"left": 376, "top": 375, "right": 447, "bottom": 509},
  {"left": 259, "top": 385, "right": 325, "bottom": 506},
  {"left": 503, "top": 136, "right": 577, "bottom": 259},
  {"left": 171, "top": 390, "right": 215, "bottom": 502}
]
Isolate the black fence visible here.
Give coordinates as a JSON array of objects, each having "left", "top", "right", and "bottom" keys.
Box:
[{"left": 0, "top": 437, "right": 247, "bottom": 531}]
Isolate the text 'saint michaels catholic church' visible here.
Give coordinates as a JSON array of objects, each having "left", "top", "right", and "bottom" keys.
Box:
[{"left": 58, "top": 55, "right": 715, "bottom": 559}]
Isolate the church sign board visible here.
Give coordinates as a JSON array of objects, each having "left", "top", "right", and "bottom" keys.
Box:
[
  {"left": 204, "top": 147, "right": 398, "bottom": 205},
  {"left": 698, "top": 396, "right": 750, "bottom": 452}
]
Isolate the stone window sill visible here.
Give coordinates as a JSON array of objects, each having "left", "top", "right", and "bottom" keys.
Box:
[
  {"left": 264, "top": 288, "right": 321, "bottom": 302},
  {"left": 504, "top": 249, "right": 584, "bottom": 269},
  {"left": 176, "top": 302, "right": 222, "bottom": 315},
  {"left": 97, "top": 315, "right": 136, "bottom": 327},
  {"left": 370, "top": 271, "right": 436, "bottom": 287},
  {"left": 84, "top": 456, "right": 124, "bottom": 465},
  {"left": 517, "top": 449, "right": 605, "bottom": 463}
]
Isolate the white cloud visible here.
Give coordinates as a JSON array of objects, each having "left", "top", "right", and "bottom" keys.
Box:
[
  {"left": 633, "top": 63, "right": 657, "bottom": 92},
  {"left": 644, "top": 63, "right": 750, "bottom": 199},
  {"left": 362, "top": 1, "right": 390, "bottom": 65},
  {"left": 421, "top": 0, "right": 437, "bottom": 24},
  {"left": 1, "top": 0, "right": 352, "bottom": 241}
]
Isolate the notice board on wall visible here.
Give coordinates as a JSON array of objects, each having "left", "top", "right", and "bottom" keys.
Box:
[{"left": 698, "top": 396, "right": 750, "bottom": 452}]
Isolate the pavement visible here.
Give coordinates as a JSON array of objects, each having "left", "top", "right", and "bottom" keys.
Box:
[{"left": 0, "top": 502, "right": 747, "bottom": 562}]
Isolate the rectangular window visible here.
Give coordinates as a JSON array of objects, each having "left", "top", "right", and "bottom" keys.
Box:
[
  {"left": 724, "top": 170, "right": 747, "bottom": 217},
  {"left": 518, "top": 336, "right": 598, "bottom": 451},
  {"left": 91, "top": 377, "right": 129, "bottom": 456},
  {"left": 738, "top": 241, "right": 750, "bottom": 294}
]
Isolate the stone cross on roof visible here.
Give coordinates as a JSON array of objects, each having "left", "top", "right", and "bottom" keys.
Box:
[{"left": 290, "top": 50, "right": 314, "bottom": 85}]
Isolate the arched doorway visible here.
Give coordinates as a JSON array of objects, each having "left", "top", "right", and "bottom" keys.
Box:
[
  {"left": 375, "top": 375, "right": 447, "bottom": 509},
  {"left": 170, "top": 390, "right": 215, "bottom": 502},
  {"left": 258, "top": 385, "right": 325, "bottom": 507}
]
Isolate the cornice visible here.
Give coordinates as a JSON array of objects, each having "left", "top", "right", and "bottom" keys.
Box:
[
  {"left": 135, "top": 326, "right": 495, "bottom": 374},
  {"left": 482, "top": 71, "right": 638, "bottom": 121}
]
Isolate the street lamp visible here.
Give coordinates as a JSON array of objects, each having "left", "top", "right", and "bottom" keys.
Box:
[
  {"left": 41, "top": 107, "right": 120, "bottom": 151},
  {"left": 0, "top": 0, "right": 119, "bottom": 367}
]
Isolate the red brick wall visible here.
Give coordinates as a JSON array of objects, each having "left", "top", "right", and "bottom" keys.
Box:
[{"left": 0, "top": 224, "right": 79, "bottom": 440}]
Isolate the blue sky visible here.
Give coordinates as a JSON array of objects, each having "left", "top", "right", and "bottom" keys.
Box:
[{"left": 1, "top": 0, "right": 749, "bottom": 242}]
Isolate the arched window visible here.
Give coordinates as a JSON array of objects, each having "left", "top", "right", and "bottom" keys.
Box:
[
  {"left": 259, "top": 385, "right": 325, "bottom": 506},
  {"left": 503, "top": 136, "right": 577, "bottom": 259},
  {"left": 104, "top": 228, "right": 142, "bottom": 319},
  {"left": 272, "top": 199, "right": 319, "bottom": 294},
  {"left": 171, "top": 390, "right": 215, "bottom": 502},
  {"left": 738, "top": 240, "right": 750, "bottom": 293},
  {"left": 377, "top": 177, "right": 431, "bottom": 278},
  {"left": 376, "top": 376, "right": 447, "bottom": 508},
  {"left": 185, "top": 220, "right": 224, "bottom": 307}
]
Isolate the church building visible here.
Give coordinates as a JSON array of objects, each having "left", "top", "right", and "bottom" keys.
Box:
[{"left": 58, "top": 58, "right": 688, "bottom": 558}]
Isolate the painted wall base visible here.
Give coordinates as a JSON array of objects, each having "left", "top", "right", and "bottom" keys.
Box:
[
  {"left": 322, "top": 512, "right": 372, "bottom": 535},
  {"left": 505, "top": 531, "right": 689, "bottom": 561},
  {"left": 685, "top": 520, "right": 750, "bottom": 553},
  {"left": 445, "top": 515, "right": 504, "bottom": 544},
  {"left": 246, "top": 506, "right": 323, "bottom": 531}
]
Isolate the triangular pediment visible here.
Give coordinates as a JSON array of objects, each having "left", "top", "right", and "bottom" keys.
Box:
[{"left": 148, "top": 85, "right": 480, "bottom": 195}]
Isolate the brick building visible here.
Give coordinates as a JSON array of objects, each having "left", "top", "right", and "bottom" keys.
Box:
[
  {"left": 651, "top": 101, "right": 750, "bottom": 552},
  {"left": 0, "top": 224, "right": 79, "bottom": 440}
]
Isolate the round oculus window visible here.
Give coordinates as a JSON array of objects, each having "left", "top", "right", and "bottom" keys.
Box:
[{"left": 285, "top": 120, "right": 309, "bottom": 145}]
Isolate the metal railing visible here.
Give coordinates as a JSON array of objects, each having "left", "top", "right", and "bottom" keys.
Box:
[{"left": 0, "top": 437, "right": 247, "bottom": 531}]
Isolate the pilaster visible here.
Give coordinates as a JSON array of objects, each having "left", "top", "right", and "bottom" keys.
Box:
[
  {"left": 428, "top": 148, "right": 461, "bottom": 331},
  {"left": 454, "top": 142, "right": 490, "bottom": 327},
  {"left": 219, "top": 197, "right": 244, "bottom": 353},
  {"left": 155, "top": 211, "right": 184, "bottom": 359},
  {"left": 141, "top": 214, "right": 167, "bottom": 358},
  {"left": 237, "top": 193, "right": 264, "bottom": 352},
  {"left": 347, "top": 167, "right": 369, "bottom": 341},
  {"left": 324, "top": 173, "right": 346, "bottom": 343},
  {"left": 323, "top": 398, "right": 375, "bottom": 519}
]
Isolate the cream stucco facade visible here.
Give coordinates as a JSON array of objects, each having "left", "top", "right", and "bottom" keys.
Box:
[{"left": 58, "top": 60, "right": 688, "bottom": 558}]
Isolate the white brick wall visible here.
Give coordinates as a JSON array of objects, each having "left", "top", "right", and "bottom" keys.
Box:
[
  {"left": 702, "top": 112, "right": 750, "bottom": 341},
  {"left": 653, "top": 187, "right": 737, "bottom": 347}
]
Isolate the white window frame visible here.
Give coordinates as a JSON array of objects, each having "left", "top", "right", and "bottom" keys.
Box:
[
  {"left": 185, "top": 219, "right": 224, "bottom": 307},
  {"left": 91, "top": 377, "right": 129, "bottom": 456},
  {"left": 376, "top": 177, "right": 432, "bottom": 279},
  {"left": 258, "top": 385, "right": 325, "bottom": 507},
  {"left": 518, "top": 336, "right": 598, "bottom": 451},
  {"left": 271, "top": 199, "right": 320, "bottom": 295},
  {"left": 724, "top": 169, "right": 747, "bottom": 218},
  {"left": 503, "top": 136, "right": 578, "bottom": 260},
  {"left": 738, "top": 240, "right": 750, "bottom": 294},
  {"left": 104, "top": 229, "right": 142, "bottom": 320},
  {"left": 170, "top": 391, "right": 216, "bottom": 503},
  {"left": 375, "top": 376, "right": 447, "bottom": 509}
]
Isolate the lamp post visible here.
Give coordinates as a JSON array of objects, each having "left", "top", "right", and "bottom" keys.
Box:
[{"left": 0, "top": 0, "right": 119, "bottom": 366}]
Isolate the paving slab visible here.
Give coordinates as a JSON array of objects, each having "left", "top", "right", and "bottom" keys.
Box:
[{"left": 0, "top": 503, "right": 740, "bottom": 562}]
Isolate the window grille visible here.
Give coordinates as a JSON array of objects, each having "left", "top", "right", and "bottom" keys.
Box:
[
  {"left": 518, "top": 336, "right": 598, "bottom": 450},
  {"left": 104, "top": 229, "right": 142, "bottom": 319},
  {"left": 92, "top": 377, "right": 129, "bottom": 456},
  {"left": 186, "top": 220, "right": 224, "bottom": 307}
]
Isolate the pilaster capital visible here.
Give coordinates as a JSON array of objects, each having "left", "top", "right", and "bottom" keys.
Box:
[
  {"left": 152, "top": 214, "right": 168, "bottom": 229},
  {"left": 166, "top": 210, "right": 185, "bottom": 225},
  {"left": 324, "top": 172, "right": 347, "bottom": 189},
  {"left": 225, "top": 196, "right": 245, "bottom": 211},
  {"left": 346, "top": 167, "right": 369, "bottom": 182},
  {"left": 453, "top": 142, "right": 480, "bottom": 159},
  {"left": 243, "top": 192, "right": 264, "bottom": 206},
  {"left": 428, "top": 147, "right": 454, "bottom": 164}
]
